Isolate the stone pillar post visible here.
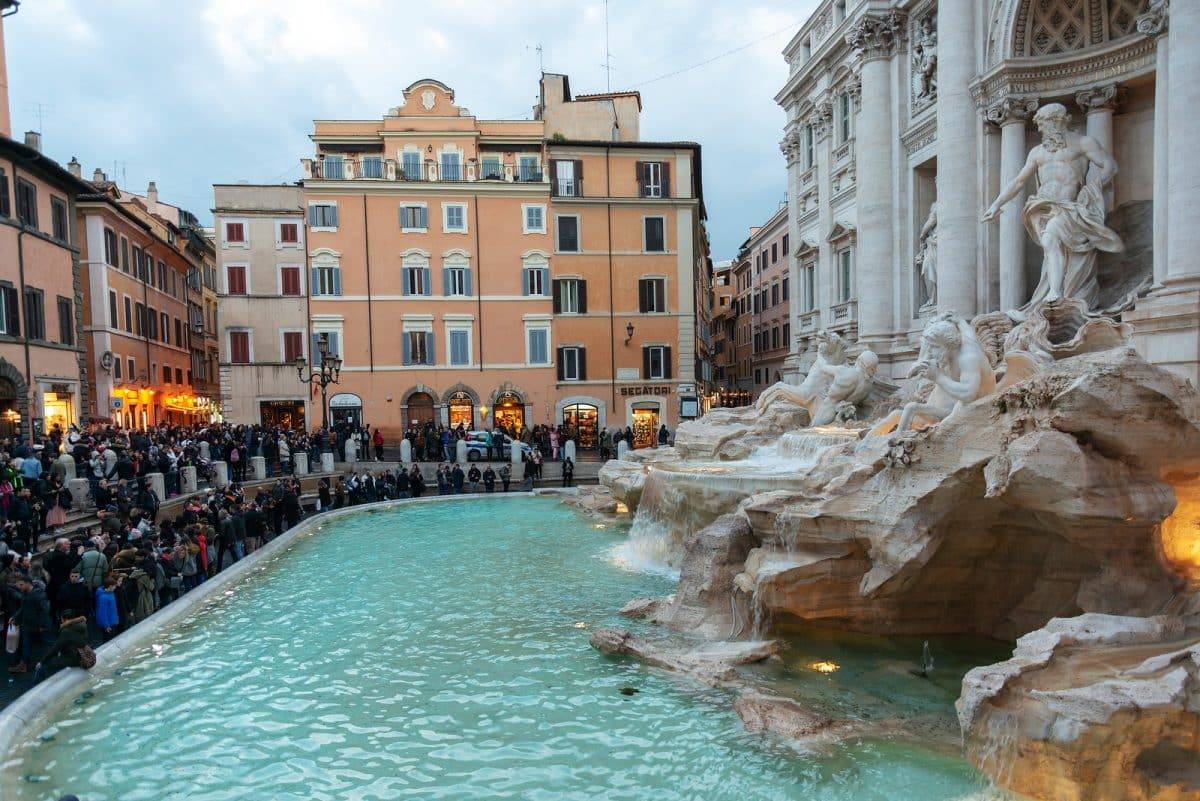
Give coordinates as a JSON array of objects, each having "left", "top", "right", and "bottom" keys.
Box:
[
  {"left": 213, "top": 461, "right": 229, "bottom": 488},
  {"left": 56, "top": 454, "right": 76, "bottom": 481},
  {"left": 780, "top": 124, "right": 805, "bottom": 379},
  {"left": 617, "top": 440, "right": 629, "bottom": 460},
  {"left": 511, "top": 439, "right": 524, "bottom": 468},
  {"left": 199, "top": 441, "right": 210, "bottom": 462},
  {"left": 935, "top": 0, "right": 978, "bottom": 317},
  {"left": 1163, "top": 1, "right": 1199, "bottom": 282},
  {"left": 250, "top": 456, "right": 266, "bottom": 481},
  {"left": 564, "top": 440, "right": 576, "bottom": 462},
  {"left": 1151, "top": 27, "right": 1170, "bottom": 286},
  {"left": 456, "top": 438, "right": 468, "bottom": 465},
  {"left": 293, "top": 452, "right": 309, "bottom": 476},
  {"left": 146, "top": 472, "right": 165, "bottom": 501},
  {"left": 986, "top": 97, "right": 1038, "bottom": 311},
  {"left": 846, "top": 11, "right": 904, "bottom": 341},
  {"left": 344, "top": 438, "right": 357, "bottom": 465},
  {"left": 1076, "top": 84, "right": 1122, "bottom": 210},
  {"left": 181, "top": 465, "right": 197, "bottom": 495},
  {"left": 68, "top": 478, "right": 90, "bottom": 510},
  {"left": 399, "top": 438, "right": 412, "bottom": 464},
  {"left": 320, "top": 451, "right": 335, "bottom": 473}
]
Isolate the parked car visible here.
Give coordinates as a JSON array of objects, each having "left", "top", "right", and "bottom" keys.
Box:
[{"left": 463, "top": 431, "right": 531, "bottom": 461}]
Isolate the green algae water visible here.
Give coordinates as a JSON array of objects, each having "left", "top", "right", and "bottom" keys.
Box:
[{"left": 5, "top": 497, "right": 992, "bottom": 800}]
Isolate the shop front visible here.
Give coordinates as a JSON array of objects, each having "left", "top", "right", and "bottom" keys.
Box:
[
  {"left": 0, "top": 376, "right": 21, "bottom": 438},
  {"left": 492, "top": 391, "right": 525, "bottom": 434},
  {"left": 40, "top": 381, "right": 77, "bottom": 434},
  {"left": 561, "top": 402, "right": 600, "bottom": 450},
  {"left": 631, "top": 402, "right": 661, "bottom": 449},
  {"left": 260, "top": 399, "right": 307, "bottom": 430},
  {"left": 446, "top": 390, "right": 474, "bottom": 430},
  {"left": 329, "top": 392, "right": 363, "bottom": 428}
]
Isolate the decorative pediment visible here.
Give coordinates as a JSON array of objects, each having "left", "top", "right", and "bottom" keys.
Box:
[
  {"left": 795, "top": 236, "right": 821, "bottom": 257},
  {"left": 828, "top": 221, "right": 857, "bottom": 243}
]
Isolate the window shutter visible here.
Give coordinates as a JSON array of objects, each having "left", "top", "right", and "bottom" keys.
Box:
[
  {"left": 5, "top": 288, "right": 18, "bottom": 336},
  {"left": 556, "top": 347, "right": 565, "bottom": 381},
  {"left": 419, "top": 207, "right": 428, "bottom": 229},
  {"left": 579, "top": 347, "right": 587, "bottom": 380},
  {"left": 638, "top": 279, "right": 648, "bottom": 313},
  {"left": 464, "top": 270, "right": 472, "bottom": 296},
  {"left": 635, "top": 161, "right": 645, "bottom": 196},
  {"left": 578, "top": 280, "right": 587, "bottom": 314},
  {"left": 642, "top": 346, "right": 651, "bottom": 379},
  {"left": 330, "top": 206, "right": 339, "bottom": 227},
  {"left": 311, "top": 267, "right": 320, "bottom": 295},
  {"left": 443, "top": 267, "right": 452, "bottom": 296},
  {"left": 552, "top": 279, "right": 562, "bottom": 313},
  {"left": 539, "top": 267, "right": 549, "bottom": 296},
  {"left": 402, "top": 334, "right": 411, "bottom": 365},
  {"left": 549, "top": 160, "right": 560, "bottom": 197},
  {"left": 308, "top": 206, "right": 317, "bottom": 227},
  {"left": 402, "top": 268, "right": 411, "bottom": 297},
  {"left": 424, "top": 331, "right": 434, "bottom": 365},
  {"left": 333, "top": 269, "right": 342, "bottom": 296},
  {"left": 661, "top": 161, "right": 671, "bottom": 198},
  {"left": 663, "top": 346, "right": 673, "bottom": 379},
  {"left": 422, "top": 267, "right": 431, "bottom": 296},
  {"left": 573, "top": 160, "right": 583, "bottom": 193},
  {"left": 311, "top": 333, "right": 321, "bottom": 364}
]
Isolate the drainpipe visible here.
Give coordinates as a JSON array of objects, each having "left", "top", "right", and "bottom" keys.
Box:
[
  {"left": 473, "top": 196, "right": 483, "bottom": 371},
  {"left": 140, "top": 241, "right": 153, "bottom": 424},
  {"left": 11, "top": 158, "right": 34, "bottom": 434},
  {"left": 605, "top": 145, "right": 616, "bottom": 429},
  {"left": 362, "top": 194, "right": 374, "bottom": 371}
]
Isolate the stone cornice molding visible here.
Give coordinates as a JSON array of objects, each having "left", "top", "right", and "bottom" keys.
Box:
[
  {"left": 985, "top": 96, "right": 1039, "bottom": 127},
  {"left": 1136, "top": 0, "right": 1169, "bottom": 38},
  {"left": 1075, "top": 83, "right": 1124, "bottom": 114},
  {"left": 901, "top": 117, "right": 937, "bottom": 155},
  {"left": 845, "top": 10, "right": 907, "bottom": 63}
]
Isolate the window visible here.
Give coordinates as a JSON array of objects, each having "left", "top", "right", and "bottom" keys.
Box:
[
  {"left": 175, "top": 318, "right": 183, "bottom": 345},
  {"left": 783, "top": 234, "right": 789, "bottom": 256},
  {"left": 15, "top": 178, "right": 36, "bottom": 227},
  {"left": 481, "top": 156, "right": 503, "bottom": 180},
  {"left": 0, "top": 168, "right": 8, "bottom": 217},
  {"left": 158, "top": 260, "right": 167, "bottom": 289},
  {"left": 439, "top": 152, "right": 462, "bottom": 181},
  {"left": 638, "top": 277, "right": 667, "bottom": 313},
  {"left": 771, "top": 282, "right": 779, "bottom": 306},
  {"left": 783, "top": 322, "right": 790, "bottom": 347},
  {"left": 159, "top": 311, "right": 170, "bottom": 344},
  {"left": 322, "top": 155, "right": 345, "bottom": 180},
  {"left": 51, "top": 197, "right": 68, "bottom": 242},
  {"left": 361, "top": 155, "right": 383, "bottom": 179},
  {"left": 401, "top": 151, "right": 422, "bottom": 180},
  {"left": 108, "top": 291, "right": 118, "bottom": 328},
  {"left": 309, "top": 204, "right": 338, "bottom": 229},
  {"left": 839, "top": 249, "right": 853, "bottom": 302},
  {"left": 131, "top": 246, "right": 142, "bottom": 278},
  {"left": 226, "top": 264, "right": 247, "bottom": 295},
  {"left": 556, "top": 216, "right": 579, "bottom": 252},
  {"left": 163, "top": 365, "right": 172, "bottom": 384},
  {"left": 123, "top": 296, "right": 133, "bottom": 332},
  {"left": 443, "top": 263, "right": 470, "bottom": 296},
  {"left": 280, "top": 265, "right": 302, "bottom": 296},
  {"left": 120, "top": 238, "right": 129, "bottom": 273},
  {"left": 282, "top": 331, "right": 304, "bottom": 363},
  {"left": 103, "top": 228, "right": 118, "bottom": 266},
  {"left": 403, "top": 330, "right": 433, "bottom": 366},
  {"left": 175, "top": 367, "right": 183, "bottom": 385},
  {"left": 771, "top": 243, "right": 778, "bottom": 263},
  {"left": 22, "top": 287, "right": 44, "bottom": 340},
  {"left": 229, "top": 330, "right": 251, "bottom": 364},
  {"left": 400, "top": 205, "right": 428, "bottom": 231},
  {"left": 782, "top": 276, "right": 790, "bottom": 300},
  {"left": 804, "top": 264, "right": 816, "bottom": 311},
  {"left": 127, "top": 357, "right": 135, "bottom": 380},
  {"left": 526, "top": 327, "right": 550, "bottom": 365},
  {"left": 278, "top": 222, "right": 299, "bottom": 245},
  {"left": 224, "top": 221, "right": 245, "bottom": 244},
  {"left": 804, "top": 125, "right": 815, "bottom": 169},
  {"left": 553, "top": 278, "right": 586, "bottom": 314},
  {"left": 55, "top": 296, "right": 72, "bottom": 344},
  {"left": 517, "top": 155, "right": 541, "bottom": 182},
  {"left": 557, "top": 346, "right": 585, "bottom": 381},
  {"left": 639, "top": 161, "right": 669, "bottom": 198},
  {"left": 552, "top": 160, "right": 580, "bottom": 197},
  {"left": 448, "top": 328, "right": 471, "bottom": 366},
  {"left": 403, "top": 259, "right": 431, "bottom": 296},
  {"left": 839, "top": 91, "right": 852, "bottom": 143},
  {"left": 523, "top": 204, "right": 545, "bottom": 234},
  {"left": 644, "top": 217, "right": 666, "bottom": 253},
  {"left": 442, "top": 203, "right": 466, "bottom": 233},
  {"left": 113, "top": 355, "right": 122, "bottom": 380},
  {"left": 772, "top": 325, "right": 780, "bottom": 350},
  {"left": 311, "top": 331, "right": 342, "bottom": 363},
  {"left": 523, "top": 263, "right": 549, "bottom": 296},
  {"left": 642, "top": 345, "right": 671, "bottom": 379},
  {"left": 312, "top": 259, "right": 342, "bottom": 296},
  {"left": 147, "top": 307, "right": 158, "bottom": 340}
]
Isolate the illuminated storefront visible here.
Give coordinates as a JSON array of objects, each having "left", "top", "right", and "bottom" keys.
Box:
[
  {"left": 38, "top": 381, "right": 79, "bottom": 435},
  {"left": 561, "top": 403, "right": 599, "bottom": 449},
  {"left": 259, "top": 400, "right": 306, "bottom": 429},
  {"left": 493, "top": 391, "right": 525, "bottom": 433},
  {"left": 446, "top": 390, "right": 474, "bottom": 430}
]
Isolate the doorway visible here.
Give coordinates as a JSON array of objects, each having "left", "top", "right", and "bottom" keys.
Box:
[
  {"left": 561, "top": 403, "right": 598, "bottom": 449},
  {"left": 406, "top": 392, "right": 436, "bottom": 428},
  {"left": 632, "top": 403, "right": 660, "bottom": 449},
  {"left": 329, "top": 393, "right": 363, "bottom": 428},
  {"left": 446, "top": 390, "right": 474, "bottom": 430},
  {"left": 493, "top": 391, "right": 525, "bottom": 434}
]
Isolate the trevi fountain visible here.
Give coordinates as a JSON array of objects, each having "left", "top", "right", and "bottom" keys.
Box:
[{"left": 584, "top": 94, "right": 1200, "bottom": 801}]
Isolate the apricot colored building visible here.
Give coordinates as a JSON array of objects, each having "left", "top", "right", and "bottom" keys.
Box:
[{"left": 273, "top": 74, "right": 711, "bottom": 449}]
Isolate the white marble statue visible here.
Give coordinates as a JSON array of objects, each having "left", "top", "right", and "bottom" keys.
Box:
[
  {"left": 982, "top": 103, "right": 1123, "bottom": 310},
  {"left": 811, "top": 350, "right": 880, "bottom": 427},
  {"left": 911, "top": 18, "right": 937, "bottom": 104},
  {"left": 755, "top": 331, "right": 846, "bottom": 415},
  {"left": 916, "top": 202, "right": 938, "bottom": 307}
]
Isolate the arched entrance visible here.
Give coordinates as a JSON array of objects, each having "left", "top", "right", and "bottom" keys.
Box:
[
  {"left": 493, "top": 391, "right": 525, "bottom": 434},
  {"left": 406, "top": 392, "right": 436, "bottom": 428},
  {"left": 561, "top": 403, "right": 599, "bottom": 449},
  {"left": 0, "top": 376, "right": 20, "bottom": 438},
  {"left": 446, "top": 390, "right": 474, "bottom": 430},
  {"left": 329, "top": 392, "right": 363, "bottom": 428},
  {"left": 631, "top": 401, "right": 661, "bottom": 449}
]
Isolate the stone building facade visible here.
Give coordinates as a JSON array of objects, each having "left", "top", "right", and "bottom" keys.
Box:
[
  {"left": 776, "top": 0, "right": 1197, "bottom": 383},
  {"left": 744, "top": 203, "right": 791, "bottom": 395}
]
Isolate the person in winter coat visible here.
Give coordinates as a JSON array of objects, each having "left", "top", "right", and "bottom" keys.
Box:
[
  {"left": 94, "top": 578, "right": 120, "bottom": 640},
  {"left": 77, "top": 542, "right": 109, "bottom": 593},
  {"left": 8, "top": 576, "right": 51, "bottom": 674},
  {"left": 562, "top": 457, "right": 575, "bottom": 488},
  {"left": 372, "top": 428, "right": 385, "bottom": 461},
  {"left": 128, "top": 566, "right": 157, "bottom": 623},
  {"left": 499, "top": 463, "right": 512, "bottom": 493},
  {"left": 55, "top": 570, "right": 92, "bottom": 620},
  {"left": 35, "top": 610, "right": 90, "bottom": 681}
]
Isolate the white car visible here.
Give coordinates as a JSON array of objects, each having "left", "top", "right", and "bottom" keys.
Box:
[{"left": 463, "top": 431, "right": 532, "bottom": 461}]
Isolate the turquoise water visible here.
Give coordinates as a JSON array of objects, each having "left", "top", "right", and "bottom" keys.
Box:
[{"left": 6, "top": 497, "right": 990, "bottom": 800}]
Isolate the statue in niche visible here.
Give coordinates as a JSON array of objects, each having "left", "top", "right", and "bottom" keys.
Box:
[
  {"left": 911, "top": 17, "right": 937, "bottom": 105},
  {"left": 982, "top": 103, "right": 1123, "bottom": 310},
  {"left": 874, "top": 314, "right": 996, "bottom": 435},
  {"left": 755, "top": 332, "right": 846, "bottom": 416},
  {"left": 915, "top": 201, "right": 938, "bottom": 308},
  {"left": 811, "top": 350, "right": 880, "bottom": 426}
]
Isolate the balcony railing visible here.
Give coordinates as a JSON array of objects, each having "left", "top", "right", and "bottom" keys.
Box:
[
  {"left": 551, "top": 177, "right": 582, "bottom": 197},
  {"left": 303, "top": 156, "right": 550, "bottom": 186},
  {"left": 516, "top": 164, "right": 544, "bottom": 183},
  {"left": 439, "top": 162, "right": 464, "bottom": 181}
]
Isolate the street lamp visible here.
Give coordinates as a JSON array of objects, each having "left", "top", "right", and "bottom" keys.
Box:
[
  {"left": 624, "top": 322, "right": 635, "bottom": 345},
  {"left": 296, "top": 337, "right": 342, "bottom": 434}
]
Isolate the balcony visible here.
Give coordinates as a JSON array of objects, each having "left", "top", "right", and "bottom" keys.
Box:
[
  {"left": 799, "top": 309, "right": 820, "bottom": 331},
  {"left": 303, "top": 156, "right": 548, "bottom": 187},
  {"left": 551, "top": 177, "right": 582, "bottom": 198},
  {"left": 830, "top": 298, "right": 857, "bottom": 328},
  {"left": 516, "top": 163, "right": 544, "bottom": 183}
]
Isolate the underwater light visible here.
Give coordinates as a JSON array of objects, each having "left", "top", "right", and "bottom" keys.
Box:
[{"left": 810, "top": 660, "right": 839, "bottom": 674}]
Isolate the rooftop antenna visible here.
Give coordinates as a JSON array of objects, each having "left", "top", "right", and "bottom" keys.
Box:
[
  {"left": 112, "top": 160, "right": 127, "bottom": 188},
  {"left": 527, "top": 43, "right": 544, "bottom": 73},
  {"left": 24, "top": 101, "right": 50, "bottom": 132},
  {"left": 603, "top": 0, "right": 612, "bottom": 91}
]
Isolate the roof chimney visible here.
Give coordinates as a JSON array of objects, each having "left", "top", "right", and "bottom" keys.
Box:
[
  {"left": 23, "top": 130, "right": 40, "bottom": 152},
  {"left": 66, "top": 157, "right": 81, "bottom": 178},
  {"left": 92, "top": 167, "right": 106, "bottom": 183},
  {"left": 146, "top": 181, "right": 158, "bottom": 215}
]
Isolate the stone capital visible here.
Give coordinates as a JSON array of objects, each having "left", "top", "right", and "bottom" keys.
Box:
[
  {"left": 1075, "top": 84, "right": 1124, "bottom": 114},
  {"left": 808, "top": 98, "right": 834, "bottom": 141},
  {"left": 845, "top": 10, "right": 907, "bottom": 62},
  {"left": 985, "top": 96, "right": 1038, "bottom": 127},
  {"left": 1136, "top": 0, "right": 1168, "bottom": 38},
  {"left": 779, "top": 129, "right": 803, "bottom": 165}
]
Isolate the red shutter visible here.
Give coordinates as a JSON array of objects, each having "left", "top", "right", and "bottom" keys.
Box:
[
  {"left": 549, "top": 160, "right": 560, "bottom": 197},
  {"left": 283, "top": 331, "right": 303, "bottom": 362},
  {"left": 635, "top": 161, "right": 645, "bottom": 197},
  {"left": 281, "top": 266, "right": 301, "bottom": 296},
  {"left": 226, "top": 222, "right": 244, "bottom": 243},
  {"left": 230, "top": 331, "right": 249, "bottom": 363},
  {"left": 280, "top": 223, "right": 298, "bottom": 243},
  {"left": 573, "top": 160, "right": 583, "bottom": 195},
  {"left": 660, "top": 161, "right": 671, "bottom": 198},
  {"left": 227, "top": 266, "right": 246, "bottom": 295}
]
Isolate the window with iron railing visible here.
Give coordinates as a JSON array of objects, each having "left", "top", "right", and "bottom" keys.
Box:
[
  {"left": 440, "top": 153, "right": 462, "bottom": 181},
  {"left": 361, "top": 156, "right": 383, "bottom": 179},
  {"left": 322, "top": 155, "right": 345, "bottom": 180},
  {"left": 517, "top": 156, "right": 542, "bottom": 182},
  {"left": 481, "top": 157, "right": 504, "bottom": 180},
  {"left": 401, "top": 152, "right": 422, "bottom": 180}
]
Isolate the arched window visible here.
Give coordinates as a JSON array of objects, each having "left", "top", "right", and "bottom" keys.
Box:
[
  {"left": 402, "top": 251, "right": 431, "bottom": 296},
  {"left": 311, "top": 250, "right": 341, "bottom": 297},
  {"left": 442, "top": 251, "right": 472, "bottom": 296}
]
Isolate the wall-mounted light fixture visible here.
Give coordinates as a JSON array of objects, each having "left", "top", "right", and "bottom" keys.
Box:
[{"left": 624, "top": 322, "right": 635, "bottom": 345}]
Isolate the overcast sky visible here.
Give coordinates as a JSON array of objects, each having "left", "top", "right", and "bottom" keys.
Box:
[{"left": 6, "top": 0, "right": 818, "bottom": 259}]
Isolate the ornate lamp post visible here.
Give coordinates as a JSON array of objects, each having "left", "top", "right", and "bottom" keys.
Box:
[{"left": 295, "top": 338, "right": 342, "bottom": 433}]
